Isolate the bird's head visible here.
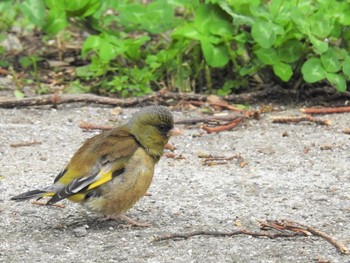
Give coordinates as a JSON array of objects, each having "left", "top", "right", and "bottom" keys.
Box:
[{"left": 128, "top": 106, "right": 181, "bottom": 160}]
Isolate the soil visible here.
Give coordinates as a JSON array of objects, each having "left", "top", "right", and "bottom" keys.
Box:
[{"left": 0, "top": 103, "right": 349, "bottom": 263}]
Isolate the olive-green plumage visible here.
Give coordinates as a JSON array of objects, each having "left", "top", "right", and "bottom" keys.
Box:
[{"left": 12, "top": 106, "right": 180, "bottom": 224}]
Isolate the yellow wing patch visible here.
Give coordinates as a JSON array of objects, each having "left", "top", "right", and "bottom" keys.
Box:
[{"left": 87, "top": 171, "right": 113, "bottom": 190}]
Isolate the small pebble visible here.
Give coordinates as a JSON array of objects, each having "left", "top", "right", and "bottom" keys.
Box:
[{"left": 73, "top": 226, "right": 88, "bottom": 237}]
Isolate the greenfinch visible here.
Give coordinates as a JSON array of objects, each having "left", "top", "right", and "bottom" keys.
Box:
[{"left": 12, "top": 106, "right": 181, "bottom": 226}]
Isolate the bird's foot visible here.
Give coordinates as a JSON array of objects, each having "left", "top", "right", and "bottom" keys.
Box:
[{"left": 100, "top": 214, "right": 151, "bottom": 228}]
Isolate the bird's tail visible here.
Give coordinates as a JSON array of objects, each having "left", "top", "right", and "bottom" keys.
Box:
[{"left": 11, "top": 189, "right": 55, "bottom": 201}]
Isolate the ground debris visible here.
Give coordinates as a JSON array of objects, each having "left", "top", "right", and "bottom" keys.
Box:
[{"left": 152, "top": 219, "right": 350, "bottom": 255}]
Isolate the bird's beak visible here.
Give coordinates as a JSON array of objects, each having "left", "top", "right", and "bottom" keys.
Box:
[{"left": 167, "top": 127, "right": 183, "bottom": 137}]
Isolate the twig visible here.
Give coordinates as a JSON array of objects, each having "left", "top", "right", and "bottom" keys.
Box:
[
  {"left": 79, "top": 121, "right": 113, "bottom": 131},
  {"left": 188, "top": 100, "right": 243, "bottom": 112},
  {"left": 201, "top": 118, "right": 243, "bottom": 133},
  {"left": 0, "top": 89, "right": 291, "bottom": 108},
  {"left": 153, "top": 219, "right": 350, "bottom": 255},
  {"left": 0, "top": 93, "right": 151, "bottom": 108},
  {"left": 31, "top": 201, "right": 65, "bottom": 208},
  {"left": 164, "top": 153, "right": 186, "bottom": 159},
  {"left": 300, "top": 106, "right": 350, "bottom": 115},
  {"left": 152, "top": 229, "right": 301, "bottom": 242},
  {"left": 282, "top": 220, "right": 349, "bottom": 255},
  {"left": 342, "top": 128, "right": 350, "bottom": 135},
  {"left": 10, "top": 141, "right": 42, "bottom": 148},
  {"left": 175, "top": 114, "right": 246, "bottom": 125},
  {"left": 200, "top": 154, "right": 242, "bottom": 166},
  {"left": 271, "top": 116, "right": 331, "bottom": 126}
]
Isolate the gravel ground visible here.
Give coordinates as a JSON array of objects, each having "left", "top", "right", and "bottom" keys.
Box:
[{"left": 0, "top": 104, "right": 349, "bottom": 263}]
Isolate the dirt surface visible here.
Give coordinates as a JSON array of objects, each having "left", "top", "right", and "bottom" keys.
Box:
[{"left": 0, "top": 104, "right": 349, "bottom": 263}]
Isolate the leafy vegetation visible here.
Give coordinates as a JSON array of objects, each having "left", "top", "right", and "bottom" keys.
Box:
[{"left": 1, "top": 0, "right": 350, "bottom": 96}]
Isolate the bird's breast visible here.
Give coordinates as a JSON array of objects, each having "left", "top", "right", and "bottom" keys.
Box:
[{"left": 98, "top": 147, "right": 156, "bottom": 215}]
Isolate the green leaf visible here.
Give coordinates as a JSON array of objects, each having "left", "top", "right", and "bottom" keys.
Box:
[
  {"left": 273, "top": 62, "right": 293, "bottom": 82},
  {"left": 309, "top": 11, "right": 333, "bottom": 38},
  {"left": 45, "top": 0, "right": 65, "bottom": 9},
  {"left": 20, "top": 0, "right": 45, "bottom": 26},
  {"left": 44, "top": 9, "right": 67, "bottom": 34},
  {"left": 301, "top": 57, "right": 327, "bottom": 83},
  {"left": 291, "top": 7, "right": 310, "bottom": 35},
  {"left": 321, "top": 48, "right": 341, "bottom": 73},
  {"left": 65, "top": 80, "right": 91, "bottom": 93},
  {"left": 125, "top": 36, "right": 150, "bottom": 60},
  {"left": 326, "top": 73, "right": 347, "bottom": 92},
  {"left": 65, "top": 0, "right": 101, "bottom": 17},
  {"left": 195, "top": 4, "right": 230, "bottom": 37},
  {"left": 142, "top": 1, "right": 179, "bottom": 33},
  {"left": 82, "top": 35, "right": 102, "bottom": 58},
  {"left": 218, "top": 1, "right": 254, "bottom": 25},
  {"left": 251, "top": 21, "right": 276, "bottom": 48},
  {"left": 14, "top": 90, "right": 25, "bottom": 99},
  {"left": 255, "top": 48, "right": 279, "bottom": 65},
  {"left": 309, "top": 35, "right": 328, "bottom": 54},
  {"left": 118, "top": 1, "right": 179, "bottom": 34},
  {"left": 99, "top": 42, "right": 118, "bottom": 62},
  {"left": 172, "top": 23, "right": 202, "bottom": 40},
  {"left": 342, "top": 56, "right": 350, "bottom": 77},
  {"left": 201, "top": 40, "right": 229, "bottom": 68},
  {"left": 339, "top": 9, "right": 350, "bottom": 25},
  {"left": 277, "top": 40, "right": 304, "bottom": 63}
]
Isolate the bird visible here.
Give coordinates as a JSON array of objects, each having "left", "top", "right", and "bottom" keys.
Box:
[{"left": 11, "top": 106, "right": 181, "bottom": 227}]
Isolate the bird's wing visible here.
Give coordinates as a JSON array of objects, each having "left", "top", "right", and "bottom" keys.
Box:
[{"left": 47, "top": 127, "right": 139, "bottom": 205}]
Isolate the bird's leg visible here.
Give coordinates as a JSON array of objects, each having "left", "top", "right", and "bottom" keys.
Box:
[{"left": 100, "top": 214, "right": 151, "bottom": 228}]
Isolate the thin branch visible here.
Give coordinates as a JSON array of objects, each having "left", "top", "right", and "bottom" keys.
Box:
[
  {"left": 152, "top": 229, "right": 301, "bottom": 242},
  {"left": 201, "top": 118, "right": 243, "bottom": 133},
  {"left": 282, "top": 220, "right": 350, "bottom": 255},
  {"left": 0, "top": 93, "right": 150, "bottom": 108},
  {"left": 342, "top": 128, "right": 350, "bottom": 135},
  {"left": 271, "top": 116, "right": 331, "bottom": 126},
  {"left": 152, "top": 219, "right": 350, "bottom": 255},
  {"left": 300, "top": 106, "right": 350, "bottom": 115},
  {"left": 10, "top": 141, "right": 42, "bottom": 148},
  {"left": 199, "top": 154, "right": 243, "bottom": 166},
  {"left": 175, "top": 114, "right": 246, "bottom": 125},
  {"left": 188, "top": 100, "right": 243, "bottom": 112},
  {"left": 0, "top": 89, "right": 290, "bottom": 108},
  {"left": 79, "top": 121, "right": 113, "bottom": 131}
]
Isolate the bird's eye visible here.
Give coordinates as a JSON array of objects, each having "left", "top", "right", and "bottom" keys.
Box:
[{"left": 157, "top": 124, "right": 169, "bottom": 135}]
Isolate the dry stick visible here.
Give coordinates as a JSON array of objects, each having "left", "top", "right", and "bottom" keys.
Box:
[
  {"left": 201, "top": 118, "right": 243, "bottom": 133},
  {"left": 201, "top": 154, "right": 243, "bottom": 166},
  {"left": 201, "top": 154, "right": 241, "bottom": 161},
  {"left": 271, "top": 116, "right": 331, "bottom": 126},
  {"left": 0, "top": 93, "right": 149, "bottom": 108},
  {"left": 342, "top": 128, "right": 350, "bottom": 135},
  {"left": 284, "top": 220, "right": 350, "bottom": 255},
  {"left": 187, "top": 100, "right": 261, "bottom": 120},
  {"left": 10, "top": 141, "right": 42, "bottom": 147},
  {"left": 31, "top": 201, "right": 65, "bottom": 209},
  {"left": 188, "top": 100, "right": 243, "bottom": 112},
  {"left": 0, "top": 93, "right": 206, "bottom": 108},
  {"left": 152, "top": 229, "right": 301, "bottom": 242},
  {"left": 153, "top": 220, "right": 350, "bottom": 255},
  {"left": 79, "top": 121, "right": 113, "bottom": 131},
  {"left": 0, "top": 90, "right": 278, "bottom": 108},
  {"left": 175, "top": 114, "right": 246, "bottom": 125},
  {"left": 300, "top": 106, "right": 350, "bottom": 115}
]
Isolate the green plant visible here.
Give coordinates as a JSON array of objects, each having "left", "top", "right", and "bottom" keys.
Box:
[
  {"left": 19, "top": 55, "right": 43, "bottom": 87},
  {"left": 3, "top": 0, "right": 350, "bottom": 96}
]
